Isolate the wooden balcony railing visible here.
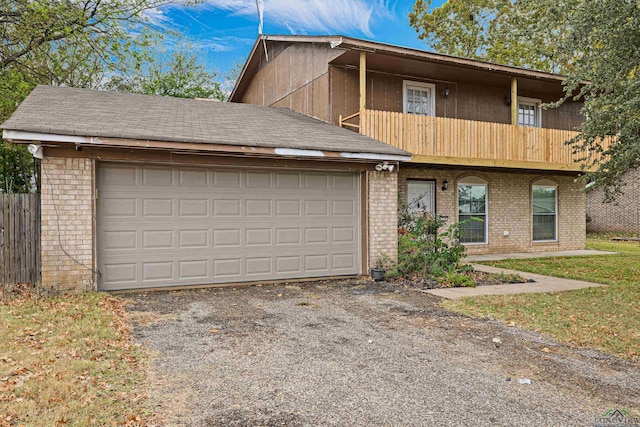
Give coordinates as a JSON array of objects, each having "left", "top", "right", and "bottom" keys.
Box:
[{"left": 358, "top": 109, "right": 608, "bottom": 171}]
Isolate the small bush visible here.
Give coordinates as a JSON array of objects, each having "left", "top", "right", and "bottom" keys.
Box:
[
  {"left": 396, "top": 197, "right": 469, "bottom": 278},
  {"left": 440, "top": 272, "right": 476, "bottom": 288}
]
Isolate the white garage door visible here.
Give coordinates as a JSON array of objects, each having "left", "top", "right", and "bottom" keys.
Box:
[{"left": 96, "top": 163, "right": 361, "bottom": 290}]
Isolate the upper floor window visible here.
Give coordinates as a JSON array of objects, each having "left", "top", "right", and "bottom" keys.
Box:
[
  {"left": 518, "top": 97, "right": 542, "bottom": 127},
  {"left": 403, "top": 81, "right": 435, "bottom": 116}
]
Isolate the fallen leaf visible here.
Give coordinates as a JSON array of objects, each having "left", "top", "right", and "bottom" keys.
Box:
[
  {"left": 210, "top": 329, "right": 219, "bottom": 333},
  {"left": 541, "top": 347, "right": 551, "bottom": 353}
]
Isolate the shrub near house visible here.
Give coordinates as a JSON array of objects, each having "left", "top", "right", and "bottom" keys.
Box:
[{"left": 387, "top": 199, "right": 473, "bottom": 287}]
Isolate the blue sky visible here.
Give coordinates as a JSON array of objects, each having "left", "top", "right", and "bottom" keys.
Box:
[{"left": 149, "top": 0, "right": 446, "bottom": 78}]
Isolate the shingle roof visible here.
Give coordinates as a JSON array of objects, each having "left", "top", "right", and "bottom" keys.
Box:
[{"left": 1, "top": 86, "right": 410, "bottom": 157}]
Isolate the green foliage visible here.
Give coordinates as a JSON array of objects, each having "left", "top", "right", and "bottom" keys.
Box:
[
  {"left": 440, "top": 272, "right": 476, "bottom": 288},
  {"left": 410, "top": 0, "right": 640, "bottom": 199},
  {"left": 554, "top": 0, "right": 640, "bottom": 201},
  {"left": 396, "top": 197, "right": 468, "bottom": 278},
  {"left": 0, "top": 1, "right": 222, "bottom": 192},
  {"left": 0, "top": 70, "right": 37, "bottom": 193},
  {"left": 408, "top": 0, "right": 576, "bottom": 73},
  {"left": 0, "top": 0, "right": 167, "bottom": 193},
  {"left": 374, "top": 253, "right": 394, "bottom": 270},
  {"left": 447, "top": 236, "right": 640, "bottom": 358},
  {"left": 107, "top": 48, "right": 226, "bottom": 100}
]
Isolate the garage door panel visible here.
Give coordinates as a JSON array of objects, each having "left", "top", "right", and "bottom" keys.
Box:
[
  {"left": 142, "top": 261, "right": 174, "bottom": 282},
  {"left": 99, "top": 164, "right": 137, "bottom": 186},
  {"left": 245, "top": 257, "right": 272, "bottom": 276},
  {"left": 142, "top": 167, "right": 174, "bottom": 186},
  {"left": 143, "top": 199, "right": 174, "bottom": 217},
  {"left": 245, "top": 228, "right": 272, "bottom": 246},
  {"left": 97, "top": 163, "right": 361, "bottom": 290},
  {"left": 332, "top": 227, "right": 356, "bottom": 243},
  {"left": 213, "top": 199, "right": 241, "bottom": 217},
  {"left": 142, "top": 230, "right": 174, "bottom": 250},
  {"left": 214, "top": 170, "right": 242, "bottom": 187},
  {"left": 305, "top": 173, "right": 329, "bottom": 189},
  {"left": 102, "top": 198, "right": 137, "bottom": 218},
  {"left": 178, "top": 259, "right": 209, "bottom": 280},
  {"left": 178, "top": 199, "right": 209, "bottom": 217},
  {"left": 332, "top": 200, "right": 355, "bottom": 216},
  {"left": 246, "top": 199, "right": 272, "bottom": 216},
  {"left": 332, "top": 253, "right": 357, "bottom": 270},
  {"left": 179, "top": 169, "right": 208, "bottom": 187},
  {"left": 276, "top": 172, "right": 301, "bottom": 188},
  {"left": 275, "top": 200, "right": 301, "bottom": 216},
  {"left": 332, "top": 174, "right": 357, "bottom": 190},
  {"left": 179, "top": 229, "right": 209, "bottom": 248}
]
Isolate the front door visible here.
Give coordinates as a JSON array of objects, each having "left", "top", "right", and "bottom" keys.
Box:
[{"left": 407, "top": 180, "right": 436, "bottom": 215}]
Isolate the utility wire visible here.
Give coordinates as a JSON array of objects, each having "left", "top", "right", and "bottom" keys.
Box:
[{"left": 42, "top": 164, "right": 102, "bottom": 282}]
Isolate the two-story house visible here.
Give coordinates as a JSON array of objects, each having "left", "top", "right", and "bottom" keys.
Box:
[{"left": 231, "top": 34, "right": 598, "bottom": 257}]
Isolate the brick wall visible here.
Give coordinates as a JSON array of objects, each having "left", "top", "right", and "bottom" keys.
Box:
[
  {"left": 41, "top": 156, "right": 95, "bottom": 292},
  {"left": 399, "top": 168, "right": 586, "bottom": 255},
  {"left": 587, "top": 168, "right": 640, "bottom": 233},
  {"left": 367, "top": 170, "right": 398, "bottom": 269}
]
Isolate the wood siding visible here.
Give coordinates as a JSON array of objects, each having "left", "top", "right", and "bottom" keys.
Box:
[
  {"left": 239, "top": 42, "right": 342, "bottom": 122},
  {"left": 360, "top": 109, "right": 609, "bottom": 171},
  {"left": 0, "top": 193, "right": 41, "bottom": 285},
  {"left": 329, "top": 66, "right": 584, "bottom": 131}
]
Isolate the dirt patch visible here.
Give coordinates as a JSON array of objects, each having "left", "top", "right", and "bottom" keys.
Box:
[{"left": 125, "top": 280, "right": 640, "bottom": 426}]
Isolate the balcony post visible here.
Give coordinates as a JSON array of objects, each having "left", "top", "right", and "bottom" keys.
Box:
[
  {"left": 359, "top": 51, "right": 367, "bottom": 112},
  {"left": 511, "top": 77, "right": 518, "bottom": 125}
]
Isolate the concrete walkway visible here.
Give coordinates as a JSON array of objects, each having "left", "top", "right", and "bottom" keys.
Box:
[
  {"left": 425, "top": 263, "right": 607, "bottom": 300},
  {"left": 466, "top": 249, "right": 615, "bottom": 262}
]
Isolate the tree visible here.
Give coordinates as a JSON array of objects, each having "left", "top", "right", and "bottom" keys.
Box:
[
  {"left": 0, "top": 0, "right": 162, "bottom": 73},
  {"left": 108, "top": 48, "right": 226, "bottom": 100},
  {"left": 409, "top": 0, "right": 639, "bottom": 198},
  {"left": 556, "top": 0, "right": 640, "bottom": 200},
  {"left": 408, "top": 0, "right": 577, "bottom": 73},
  {"left": 0, "top": 0, "right": 167, "bottom": 192}
]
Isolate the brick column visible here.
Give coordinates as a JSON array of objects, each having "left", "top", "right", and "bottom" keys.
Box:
[
  {"left": 41, "top": 156, "right": 95, "bottom": 292},
  {"left": 367, "top": 170, "right": 398, "bottom": 270}
]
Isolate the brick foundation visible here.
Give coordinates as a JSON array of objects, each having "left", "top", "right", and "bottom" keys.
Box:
[
  {"left": 41, "top": 156, "right": 95, "bottom": 292},
  {"left": 399, "top": 167, "right": 586, "bottom": 255},
  {"left": 367, "top": 170, "right": 398, "bottom": 269}
]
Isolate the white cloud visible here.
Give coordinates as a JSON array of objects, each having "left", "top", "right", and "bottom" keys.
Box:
[
  {"left": 204, "top": 0, "right": 395, "bottom": 36},
  {"left": 143, "top": 7, "right": 171, "bottom": 26},
  {"left": 197, "top": 37, "right": 255, "bottom": 52}
]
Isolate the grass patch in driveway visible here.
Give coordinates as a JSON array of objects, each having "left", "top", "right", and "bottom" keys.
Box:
[
  {"left": 445, "top": 235, "right": 640, "bottom": 359},
  {"left": 0, "top": 289, "right": 150, "bottom": 426}
]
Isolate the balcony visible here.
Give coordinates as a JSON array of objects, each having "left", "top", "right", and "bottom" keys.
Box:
[{"left": 350, "top": 109, "right": 608, "bottom": 172}]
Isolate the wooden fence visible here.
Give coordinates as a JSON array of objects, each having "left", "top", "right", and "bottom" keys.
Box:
[{"left": 0, "top": 193, "right": 41, "bottom": 285}]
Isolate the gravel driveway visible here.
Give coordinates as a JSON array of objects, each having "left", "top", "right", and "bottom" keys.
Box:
[{"left": 126, "top": 280, "right": 639, "bottom": 426}]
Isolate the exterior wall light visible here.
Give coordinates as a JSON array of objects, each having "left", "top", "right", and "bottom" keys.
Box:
[{"left": 442, "top": 179, "right": 449, "bottom": 191}]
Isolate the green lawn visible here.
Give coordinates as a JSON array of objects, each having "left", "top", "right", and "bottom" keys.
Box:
[
  {"left": 0, "top": 290, "right": 152, "bottom": 426},
  {"left": 445, "top": 234, "right": 640, "bottom": 359}
]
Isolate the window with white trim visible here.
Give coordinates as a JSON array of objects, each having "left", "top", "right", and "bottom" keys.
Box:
[
  {"left": 532, "top": 185, "right": 557, "bottom": 241},
  {"left": 403, "top": 81, "right": 435, "bottom": 116},
  {"left": 518, "top": 97, "right": 541, "bottom": 127},
  {"left": 458, "top": 182, "right": 488, "bottom": 244}
]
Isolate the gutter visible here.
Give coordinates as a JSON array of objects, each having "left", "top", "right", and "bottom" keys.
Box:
[{"left": 2, "top": 130, "right": 412, "bottom": 163}]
